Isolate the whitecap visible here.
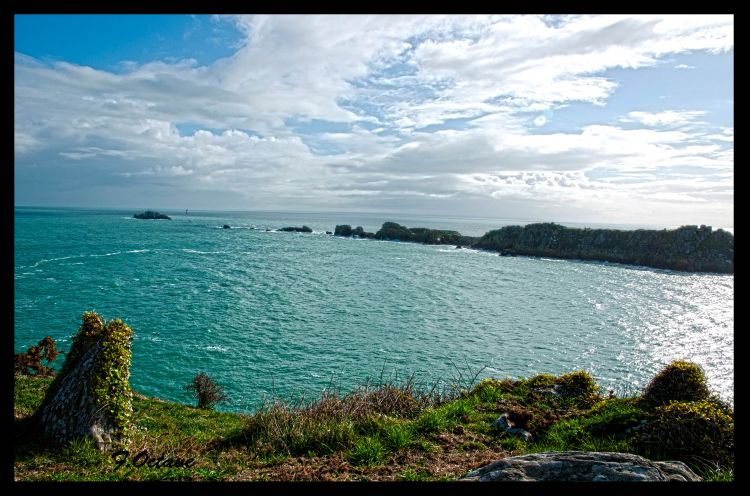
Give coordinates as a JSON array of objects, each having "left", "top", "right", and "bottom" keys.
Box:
[{"left": 18, "top": 255, "right": 79, "bottom": 269}]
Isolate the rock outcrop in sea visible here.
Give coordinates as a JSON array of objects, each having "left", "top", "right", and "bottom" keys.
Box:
[
  {"left": 473, "top": 223, "right": 733, "bottom": 273},
  {"left": 374, "top": 222, "right": 476, "bottom": 245},
  {"left": 278, "top": 226, "right": 313, "bottom": 233},
  {"left": 334, "top": 225, "right": 375, "bottom": 238},
  {"left": 461, "top": 451, "right": 701, "bottom": 482},
  {"left": 133, "top": 210, "right": 171, "bottom": 220}
]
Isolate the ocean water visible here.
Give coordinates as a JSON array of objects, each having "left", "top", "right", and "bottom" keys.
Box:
[{"left": 14, "top": 207, "right": 734, "bottom": 410}]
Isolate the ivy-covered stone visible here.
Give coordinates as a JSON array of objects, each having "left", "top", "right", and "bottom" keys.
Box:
[{"left": 35, "top": 312, "right": 134, "bottom": 451}]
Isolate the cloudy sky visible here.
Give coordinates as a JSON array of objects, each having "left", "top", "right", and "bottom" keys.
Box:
[{"left": 14, "top": 14, "right": 733, "bottom": 227}]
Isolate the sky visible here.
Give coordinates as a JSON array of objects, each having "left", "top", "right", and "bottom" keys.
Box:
[{"left": 14, "top": 14, "right": 733, "bottom": 227}]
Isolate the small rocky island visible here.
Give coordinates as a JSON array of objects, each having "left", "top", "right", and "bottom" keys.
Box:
[
  {"left": 278, "top": 226, "right": 313, "bottom": 233},
  {"left": 133, "top": 210, "right": 171, "bottom": 220}
]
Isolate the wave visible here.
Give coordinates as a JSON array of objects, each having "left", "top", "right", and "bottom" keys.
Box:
[
  {"left": 127, "top": 249, "right": 150, "bottom": 253},
  {"left": 205, "top": 345, "right": 229, "bottom": 352},
  {"left": 17, "top": 255, "right": 79, "bottom": 269},
  {"left": 181, "top": 249, "right": 228, "bottom": 254}
]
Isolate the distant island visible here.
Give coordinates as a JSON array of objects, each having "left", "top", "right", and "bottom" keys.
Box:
[
  {"left": 333, "top": 222, "right": 733, "bottom": 274},
  {"left": 133, "top": 210, "right": 171, "bottom": 220}
]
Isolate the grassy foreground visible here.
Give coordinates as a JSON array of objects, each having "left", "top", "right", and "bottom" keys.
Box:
[{"left": 14, "top": 367, "right": 733, "bottom": 482}]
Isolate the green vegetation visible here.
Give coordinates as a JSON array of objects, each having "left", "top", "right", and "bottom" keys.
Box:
[
  {"left": 37, "top": 312, "right": 134, "bottom": 443},
  {"left": 14, "top": 361, "right": 733, "bottom": 481},
  {"left": 643, "top": 360, "right": 710, "bottom": 406}
]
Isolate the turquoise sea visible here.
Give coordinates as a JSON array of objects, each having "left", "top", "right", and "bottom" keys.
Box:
[{"left": 14, "top": 207, "right": 734, "bottom": 410}]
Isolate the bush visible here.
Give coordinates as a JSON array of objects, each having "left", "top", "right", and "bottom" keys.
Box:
[
  {"left": 557, "top": 371, "right": 600, "bottom": 407},
  {"left": 637, "top": 399, "right": 734, "bottom": 467},
  {"left": 643, "top": 361, "right": 710, "bottom": 406},
  {"left": 184, "top": 372, "right": 227, "bottom": 410},
  {"left": 521, "top": 370, "right": 600, "bottom": 408},
  {"left": 14, "top": 336, "right": 59, "bottom": 376}
]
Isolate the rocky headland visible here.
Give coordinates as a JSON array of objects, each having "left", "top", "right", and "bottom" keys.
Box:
[{"left": 333, "top": 221, "right": 733, "bottom": 273}]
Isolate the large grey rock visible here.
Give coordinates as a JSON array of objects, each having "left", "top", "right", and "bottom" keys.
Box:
[{"left": 461, "top": 451, "right": 701, "bottom": 482}]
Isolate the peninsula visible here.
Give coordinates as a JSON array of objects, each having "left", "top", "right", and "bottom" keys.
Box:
[{"left": 333, "top": 222, "right": 733, "bottom": 274}]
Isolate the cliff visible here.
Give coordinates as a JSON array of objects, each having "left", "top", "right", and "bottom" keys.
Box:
[{"left": 473, "top": 223, "right": 733, "bottom": 273}]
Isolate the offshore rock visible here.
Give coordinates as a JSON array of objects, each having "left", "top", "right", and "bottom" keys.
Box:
[
  {"left": 334, "top": 224, "right": 353, "bottom": 236},
  {"left": 133, "top": 210, "right": 171, "bottom": 220},
  {"left": 35, "top": 312, "right": 133, "bottom": 451},
  {"left": 473, "top": 223, "right": 733, "bottom": 273},
  {"left": 461, "top": 451, "right": 701, "bottom": 482},
  {"left": 278, "top": 226, "right": 312, "bottom": 233},
  {"left": 223, "top": 224, "right": 231, "bottom": 229},
  {"left": 375, "top": 222, "right": 476, "bottom": 246}
]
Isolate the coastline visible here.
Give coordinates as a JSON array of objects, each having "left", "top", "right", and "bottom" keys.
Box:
[{"left": 330, "top": 221, "right": 734, "bottom": 274}]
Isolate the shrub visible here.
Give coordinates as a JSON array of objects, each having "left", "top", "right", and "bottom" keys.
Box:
[
  {"left": 521, "top": 370, "right": 600, "bottom": 408},
  {"left": 637, "top": 400, "right": 734, "bottom": 467},
  {"left": 185, "top": 372, "right": 227, "bottom": 410},
  {"left": 643, "top": 361, "right": 710, "bottom": 406},
  {"left": 14, "top": 336, "right": 59, "bottom": 376},
  {"left": 557, "top": 371, "right": 600, "bottom": 407}
]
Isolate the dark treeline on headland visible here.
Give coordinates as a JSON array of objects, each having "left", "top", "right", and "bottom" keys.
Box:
[{"left": 333, "top": 221, "right": 733, "bottom": 274}]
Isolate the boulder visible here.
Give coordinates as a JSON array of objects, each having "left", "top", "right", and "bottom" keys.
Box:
[
  {"left": 334, "top": 225, "right": 353, "bottom": 236},
  {"left": 461, "top": 451, "right": 701, "bottom": 482},
  {"left": 326, "top": 231, "right": 333, "bottom": 235},
  {"left": 35, "top": 312, "right": 133, "bottom": 451},
  {"left": 278, "top": 226, "right": 312, "bottom": 233},
  {"left": 133, "top": 210, "right": 171, "bottom": 220},
  {"left": 223, "top": 224, "right": 231, "bottom": 229}
]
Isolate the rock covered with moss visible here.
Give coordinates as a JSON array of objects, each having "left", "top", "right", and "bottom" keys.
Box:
[
  {"left": 473, "top": 223, "right": 733, "bottom": 273},
  {"left": 35, "top": 312, "right": 133, "bottom": 450}
]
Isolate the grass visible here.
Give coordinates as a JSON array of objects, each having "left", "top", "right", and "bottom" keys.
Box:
[{"left": 13, "top": 366, "right": 734, "bottom": 481}]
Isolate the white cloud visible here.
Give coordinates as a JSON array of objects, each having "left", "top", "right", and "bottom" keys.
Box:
[
  {"left": 622, "top": 110, "right": 707, "bottom": 127},
  {"left": 675, "top": 64, "right": 696, "bottom": 69},
  {"left": 13, "top": 15, "right": 734, "bottom": 225}
]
